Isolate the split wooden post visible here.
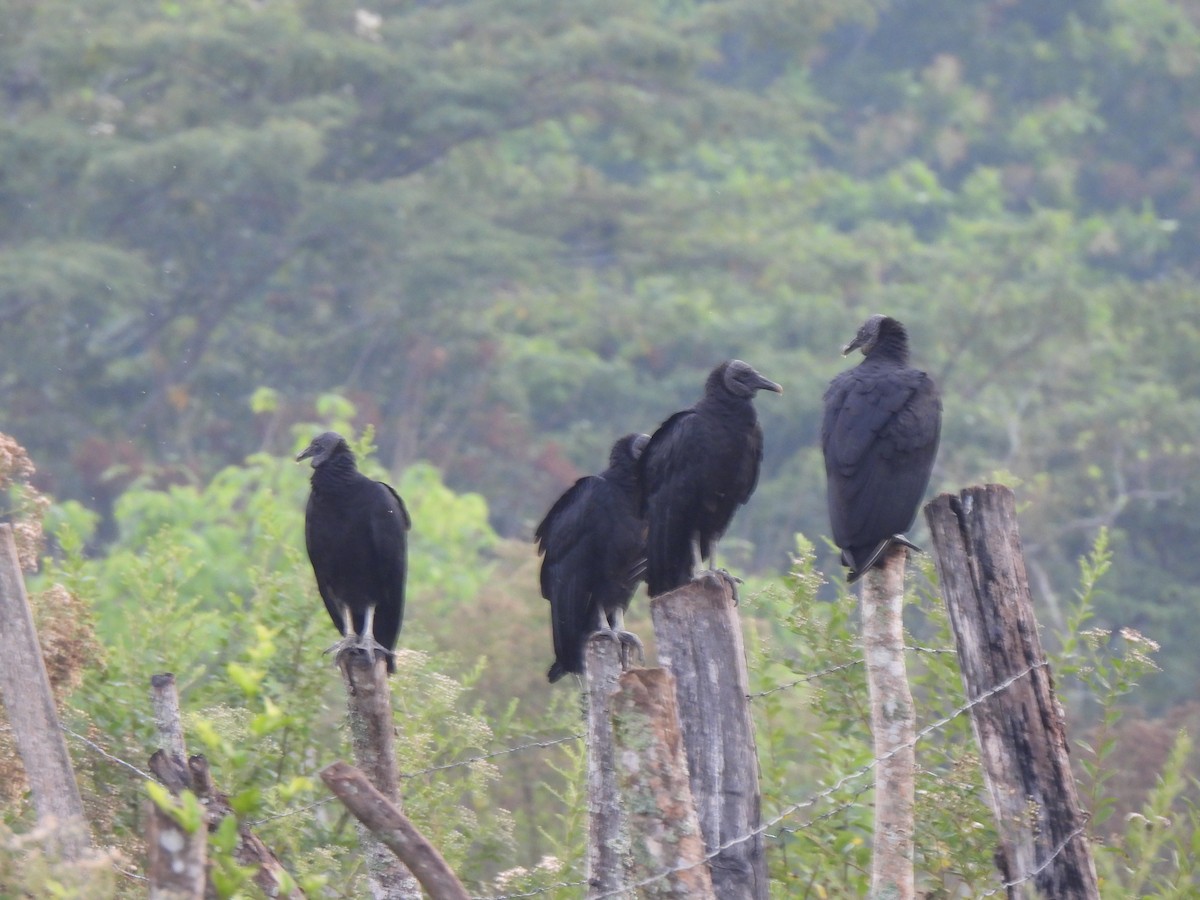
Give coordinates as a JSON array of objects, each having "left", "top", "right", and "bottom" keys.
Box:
[
  {"left": 609, "top": 667, "right": 714, "bottom": 899},
  {"left": 151, "top": 673, "right": 187, "bottom": 762},
  {"left": 321, "top": 761, "right": 469, "bottom": 900},
  {"left": 925, "top": 485, "right": 1099, "bottom": 899},
  {"left": 147, "top": 673, "right": 305, "bottom": 899},
  {"left": 338, "top": 652, "right": 421, "bottom": 900},
  {"left": 146, "top": 794, "right": 207, "bottom": 900},
  {"left": 584, "top": 634, "right": 629, "bottom": 899},
  {"left": 860, "top": 546, "right": 916, "bottom": 900},
  {"left": 650, "top": 573, "right": 766, "bottom": 900},
  {"left": 0, "top": 524, "right": 90, "bottom": 860}
]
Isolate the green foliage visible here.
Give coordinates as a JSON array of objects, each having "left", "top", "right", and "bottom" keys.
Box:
[
  {"left": 1095, "top": 731, "right": 1200, "bottom": 898},
  {"left": 746, "top": 539, "right": 997, "bottom": 896},
  {"left": 2, "top": 0, "right": 1200, "bottom": 890},
  {"left": 1, "top": 0, "right": 1199, "bottom": 712},
  {"left": 31, "top": 427, "right": 584, "bottom": 892}
]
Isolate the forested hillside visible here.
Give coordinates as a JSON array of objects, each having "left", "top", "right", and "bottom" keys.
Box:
[
  {"left": 2, "top": 1, "right": 1200, "bottom": 889},
  {"left": 3, "top": 0, "right": 1195, "bottom": 703}
]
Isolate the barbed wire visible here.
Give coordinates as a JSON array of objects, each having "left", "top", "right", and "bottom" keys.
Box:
[
  {"left": 747, "top": 660, "right": 863, "bottom": 699},
  {"left": 113, "top": 864, "right": 149, "bottom": 883},
  {"left": 64, "top": 720, "right": 582, "bottom": 828},
  {"left": 65, "top": 660, "right": 1073, "bottom": 900},
  {"left": 585, "top": 660, "right": 1049, "bottom": 900},
  {"left": 905, "top": 644, "right": 957, "bottom": 656},
  {"left": 64, "top": 728, "right": 156, "bottom": 782},
  {"left": 249, "top": 733, "right": 584, "bottom": 827},
  {"left": 470, "top": 876, "right": 590, "bottom": 900},
  {"left": 400, "top": 733, "right": 583, "bottom": 780},
  {"left": 249, "top": 795, "right": 338, "bottom": 827},
  {"left": 978, "top": 818, "right": 1091, "bottom": 897},
  {"left": 747, "top": 646, "right": 957, "bottom": 701},
  {"left": 767, "top": 777, "right": 877, "bottom": 841}
]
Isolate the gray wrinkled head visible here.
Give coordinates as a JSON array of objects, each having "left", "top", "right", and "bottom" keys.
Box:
[
  {"left": 611, "top": 432, "right": 651, "bottom": 467},
  {"left": 842, "top": 314, "right": 906, "bottom": 356},
  {"left": 296, "top": 431, "right": 352, "bottom": 468},
  {"left": 720, "top": 359, "right": 783, "bottom": 398}
]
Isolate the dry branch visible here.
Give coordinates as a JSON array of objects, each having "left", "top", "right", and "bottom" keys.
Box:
[
  {"left": 925, "top": 485, "right": 1099, "bottom": 899},
  {"left": 0, "top": 523, "right": 90, "bottom": 860},
  {"left": 650, "top": 572, "right": 766, "bottom": 900},
  {"left": 609, "top": 667, "right": 714, "bottom": 899},
  {"left": 320, "top": 760, "right": 469, "bottom": 900}
]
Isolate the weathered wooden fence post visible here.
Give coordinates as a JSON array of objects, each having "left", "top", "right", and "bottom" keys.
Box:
[
  {"left": 585, "top": 634, "right": 629, "bottom": 899},
  {"left": 0, "top": 523, "right": 90, "bottom": 860},
  {"left": 925, "top": 485, "right": 1099, "bottom": 899},
  {"left": 146, "top": 790, "right": 207, "bottom": 900},
  {"left": 610, "top": 667, "right": 715, "bottom": 899},
  {"left": 147, "top": 672, "right": 304, "bottom": 899},
  {"left": 650, "top": 572, "right": 766, "bottom": 900},
  {"left": 861, "top": 546, "right": 916, "bottom": 900},
  {"left": 338, "top": 652, "right": 421, "bottom": 900}
]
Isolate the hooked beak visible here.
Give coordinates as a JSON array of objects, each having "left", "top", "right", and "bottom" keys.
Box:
[
  {"left": 755, "top": 374, "right": 783, "bottom": 395},
  {"left": 631, "top": 434, "right": 651, "bottom": 459},
  {"left": 841, "top": 336, "right": 864, "bottom": 356},
  {"left": 295, "top": 444, "right": 317, "bottom": 464}
]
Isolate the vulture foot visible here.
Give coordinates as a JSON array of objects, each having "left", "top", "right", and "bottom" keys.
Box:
[{"left": 712, "top": 568, "right": 743, "bottom": 605}]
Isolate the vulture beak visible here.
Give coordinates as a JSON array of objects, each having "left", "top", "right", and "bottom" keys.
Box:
[
  {"left": 755, "top": 374, "right": 783, "bottom": 395},
  {"left": 295, "top": 443, "right": 317, "bottom": 464},
  {"left": 631, "top": 434, "right": 651, "bottom": 459},
  {"left": 842, "top": 336, "right": 864, "bottom": 356}
]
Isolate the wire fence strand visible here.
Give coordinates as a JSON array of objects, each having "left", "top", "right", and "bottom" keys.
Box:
[
  {"left": 583, "top": 661, "right": 1049, "bottom": 900},
  {"left": 64, "top": 660, "right": 1080, "bottom": 900},
  {"left": 400, "top": 733, "right": 583, "bottom": 780},
  {"left": 979, "top": 819, "right": 1092, "bottom": 897},
  {"left": 748, "top": 660, "right": 863, "bottom": 699},
  {"left": 64, "top": 728, "right": 156, "bottom": 782}
]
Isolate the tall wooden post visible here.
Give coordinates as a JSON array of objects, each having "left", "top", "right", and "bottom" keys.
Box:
[
  {"left": 339, "top": 652, "right": 421, "bottom": 900},
  {"left": 0, "top": 524, "right": 89, "bottom": 860},
  {"left": 925, "top": 485, "right": 1099, "bottom": 899},
  {"left": 610, "top": 668, "right": 714, "bottom": 899},
  {"left": 650, "top": 573, "right": 766, "bottom": 900},
  {"left": 585, "top": 635, "right": 629, "bottom": 899},
  {"left": 861, "top": 546, "right": 915, "bottom": 900}
]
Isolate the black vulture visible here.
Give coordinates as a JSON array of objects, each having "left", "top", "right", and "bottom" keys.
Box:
[
  {"left": 822, "top": 315, "right": 942, "bottom": 582},
  {"left": 640, "top": 360, "right": 783, "bottom": 597},
  {"left": 297, "top": 431, "right": 410, "bottom": 672},
  {"left": 535, "top": 433, "right": 649, "bottom": 683}
]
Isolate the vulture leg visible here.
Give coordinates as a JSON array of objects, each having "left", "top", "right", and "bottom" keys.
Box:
[
  {"left": 692, "top": 537, "right": 704, "bottom": 576},
  {"left": 358, "top": 604, "right": 394, "bottom": 667},
  {"left": 592, "top": 607, "right": 644, "bottom": 671},
  {"left": 609, "top": 607, "right": 644, "bottom": 670},
  {"left": 706, "top": 539, "right": 743, "bottom": 605},
  {"left": 325, "top": 604, "right": 362, "bottom": 662}
]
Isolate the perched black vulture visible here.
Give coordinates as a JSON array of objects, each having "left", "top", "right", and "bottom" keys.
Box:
[
  {"left": 822, "top": 315, "right": 942, "bottom": 582},
  {"left": 640, "top": 360, "right": 782, "bottom": 597},
  {"left": 535, "top": 433, "right": 649, "bottom": 683},
  {"left": 297, "top": 431, "right": 410, "bottom": 672}
]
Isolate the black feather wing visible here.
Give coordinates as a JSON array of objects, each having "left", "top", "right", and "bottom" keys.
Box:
[
  {"left": 304, "top": 492, "right": 346, "bottom": 635},
  {"left": 366, "top": 480, "right": 410, "bottom": 657},
  {"left": 640, "top": 410, "right": 704, "bottom": 595},
  {"left": 822, "top": 366, "right": 941, "bottom": 549},
  {"left": 536, "top": 476, "right": 605, "bottom": 680}
]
